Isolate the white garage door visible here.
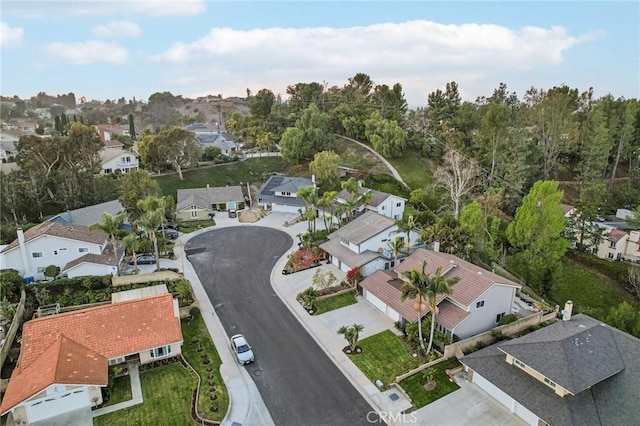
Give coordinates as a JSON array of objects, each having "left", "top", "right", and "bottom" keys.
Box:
[
  {"left": 273, "top": 203, "right": 301, "bottom": 213},
  {"left": 513, "top": 400, "right": 539, "bottom": 425},
  {"left": 365, "top": 290, "right": 388, "bottom": 314},
  {"left": 386, "top": 306, "right": 401, "bottom": 322},
  {"left": 472, "top": 371, "right": 516, "bottom": 413}
]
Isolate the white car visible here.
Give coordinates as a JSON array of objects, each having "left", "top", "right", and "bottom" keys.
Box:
[{"left": 230, "top": 334, "right": 255, "bottom": 365}]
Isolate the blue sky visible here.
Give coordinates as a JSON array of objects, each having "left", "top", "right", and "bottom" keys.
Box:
[{"left": 1, "top": 1, "right": 638, "bottom": 108}]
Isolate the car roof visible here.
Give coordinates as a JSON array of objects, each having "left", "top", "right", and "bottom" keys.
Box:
[{"left": 231, "top": 334, "right": 247, "bottom": 343}]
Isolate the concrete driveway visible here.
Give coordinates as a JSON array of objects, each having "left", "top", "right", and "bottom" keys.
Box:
[{"left": 187, "top": 226, "right": 379, "bottom": 426}]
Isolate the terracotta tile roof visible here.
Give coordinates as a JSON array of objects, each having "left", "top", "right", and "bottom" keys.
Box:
[
  {"left": 62, "top": 241, "right": 125, "bottom": 272},
  {"left": 361, "top": 269, "right": 427, "bottom": 322},
  {"left": 0, "top": 335, "right": 107, "bottom": 413},
  {"left": 0, "top": 222, "right": 107, "bottom": 254},
  {"left": 394, "top": 249, "right": 520, "bottom": 308},
  {"left": 607, "top": 228, "right": 628, "bottom": 243},
  {"left": 561, "top": 204, "right": 575, "bottom": 215},
  {"left": 436, "top": 300, "right": 470, "bottom": 330}
]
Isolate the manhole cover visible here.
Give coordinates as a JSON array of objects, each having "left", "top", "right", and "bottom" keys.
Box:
[
  {"left": 253, "top": 369, "right": 262, "bottom": 376},
  {"left": 389, "top": 393, "right": 400, "bottom": 401}
]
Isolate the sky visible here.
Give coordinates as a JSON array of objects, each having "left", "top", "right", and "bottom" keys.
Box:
[{"left": 0, "top": 0, "right": 638, "bottom": 108}]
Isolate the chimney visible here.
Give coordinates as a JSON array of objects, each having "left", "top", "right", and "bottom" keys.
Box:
[
  {"left": 66, "top": 209, "right": 72, "bottom": 223},
  {"left": 433, "top": 241, "right": 440, "bottom": 253},
  {"left": 562, "top": 301, "right": 573, "bottom": 321},
  {"left": 17, "top": 228, "right": 31, "bottom": 278}
]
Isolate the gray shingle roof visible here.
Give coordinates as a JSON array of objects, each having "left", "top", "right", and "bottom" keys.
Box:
[
  {"left": 257, "top": 175, "right": 314, "bottom": 207},
  {"left": 48, "top": 200, "right": 126, "bottom": 227},
  {"left": 176, "top": 186, "right": 244, "bottom": 211},
  {"left": 319, "top": 238, "right": 382, "bottom": 269},
  {"left": 326, "top": 211, "right": 395, "bottom": 245},
  {"left": 462, "top": 314, "right": 640, "bottom": 426}
]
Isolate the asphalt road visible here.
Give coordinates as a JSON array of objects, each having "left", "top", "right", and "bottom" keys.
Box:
[{"left": 187, "top": 226, "right": 381, "bottom": 426}]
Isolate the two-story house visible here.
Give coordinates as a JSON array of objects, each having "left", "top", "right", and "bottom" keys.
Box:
[
  {"left": 461, "top": 309, "right": 640, "bottom": 426},
  {"left": 0, "top": 132, "right": 18, "bottom": 163},
  {"left": 257, "top": 175, "right": 315, "bottom": 213},
  {"left": 0, "top": 292, "right": 183, "bottom": 426},
  {"left": 319, "top": 211, "right": 420, "bottom": 276},
  {"left": 99, "top": 148, "right": 139, "bottom": 175},
  {"left": 334, "top": 186, "right": 406, "bottom": 220},
  {"left": 359, "top": 248, "right": 521, "bottom": 339},
  {"left": 0, "top": 222, "right": 124, "bottom": 280}
]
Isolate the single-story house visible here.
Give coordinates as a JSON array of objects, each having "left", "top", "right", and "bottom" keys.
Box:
[
  {"left": 319, "top": 211, "right": 419, "bottom": 276},
  {"left": 176, "top": 185, "right": 245, "bottom": 221},
  {"left": 0, "top": 222, "right": 124, "bottom": 280},
  {"left": 461, "top": 310, "right": 640, "bottom": 426},
  {"left": 48, "top": 200, "right": 128, "bottom": 229},
  {"left": 334, "top": 186, "right": 406, "bottom": 220},
  {"left": 257, "top": 175, "right": 315, "bottom": 214},
  {"left": 360, "top": 248, "right": 521, "bottom": 339},
  {"left": 0, "top": 293, "right": 183, "bottom": 426},
  {"left": 99, "top": 148, "right": 139, "bottom": 175}
]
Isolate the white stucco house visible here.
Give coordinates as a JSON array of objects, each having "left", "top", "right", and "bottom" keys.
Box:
[
  {"left": 319, "top": 211, "right": 420, "bottom": 277},
  {"left": 334, "top": 186, "right": 406, "bottom": 220},
  {"left": 257, "top": 175, "right": 315, "bottom": 213},
  {"left": 0, "top": 292, "right": 183, "bottom": 426},
  {"left": 99, "top": 148, "right": 139, "bottom": 175},
  {"left": 0, "top": 222, "right": 124, "bottom": 280},
  {"left": 359, "top": 248, "right": 521, "bottom": 339},
  {"left": 0, "top": 132, "right": 18, "bottom": 163}
]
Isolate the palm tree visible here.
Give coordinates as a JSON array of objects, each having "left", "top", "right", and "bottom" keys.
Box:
[
  {"left": 89, "top": 212, "right": 125, "bottom": 249},
  {"left": 387, "top": 236, "right": 406, "bottom": 267},
  {"left": 136, "top": 197, "right": 165, "bottom": 272},
  {"left": 317, "top": 190, "right": 338, "bottom": 231},
  {"left": 123, "top": 233, "right": 141, "bottom": 272},
  {"left": 298, "top": 185, "right": 319, "bottom": 236},
  {"left": 400, "top": 263, "right": 431, "bottom": 353},
  {"left": 337, "top": 323, "right": 365, "bottom": 352},
  {"left": 424, "top": 264, "right": 459, "bottom": 354},
  {"left": 394, "top": 214, "right": 416, "bottom": 251}
]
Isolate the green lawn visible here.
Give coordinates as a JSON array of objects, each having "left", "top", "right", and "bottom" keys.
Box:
[
  {"left": 314, "top": 291, "right": 357, "bottom": 315},
  {"left": 348, "top": 330, "right": 420, "bottom": 387},
  {"left": 551, "top": 256, "right": 638, "bottom": 319},
  {"left": 103, "top": 374, "right": 132, "bottom": 407},
  {"left": 387, "top": 151, "right": 434, "bottom": 190},
  {"left": 181, "top": 315, "right": 229, "bottom": 421},
  {"left": 154, "top": 157, "right": 288, "bottom": 199},
  {"left": 94, "top": 363, "right": 196, "bottom": 426},
  {"left": 399, "top": 358, "right": 461, "bottom": 408},
  {"left": 179, "top": 220, "right": 216, "bottom": 233}
]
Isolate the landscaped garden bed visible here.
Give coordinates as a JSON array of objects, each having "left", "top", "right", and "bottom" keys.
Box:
[
  {"left": 282, "top": 247, "right": 323, "bottom": 274},
  {"left": 178, "top": 220, "right": 216, "bottom": 234},
  {"left": 398, "top": 358, "right": 461, "bottom": 408}
]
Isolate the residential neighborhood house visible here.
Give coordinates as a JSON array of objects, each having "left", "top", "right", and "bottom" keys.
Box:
[
  {"left": 47, "top": 200, "right": 129, "bottom": 230},
  {"left": 99, "top": 148, "right": 139, "bottom": 175},
  {"left": 461, "top": 310, "right": 640, "bottom": 426},
  {"left": 0, "top": 293, "right": 183, "bottom": 426},
  {"left": 257, "top": 175, "right": 315, "bottom": 213},
  {"left": 359, "top": 248, "right": 521, "bottom": 339},
  {"left": 186, "top": 124, "right": 243, "bottom": 156},
  {"left": 176, "top": 185, "right": 245, "bottom": 221},
  {"left": 0, "top": 132, "right": 18, "bottom": 163},
  {"left": 334, "top": 186, "right": 406, "bottom": 220},
  {"left": 319, "top": 211, "right": 420, "bottom": 276},
  {"left": 0, "top": 222, "right": 124, "bottom": 280}
]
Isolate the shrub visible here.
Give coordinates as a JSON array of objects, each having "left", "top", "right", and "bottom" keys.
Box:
[
  {"left": 44, "top": 265, "right": 60, "bottom": 278},
  {"left": 498, "top": 313, "right": 517, "bottom": 325},
  {"left": 189, "top": 306, "right": 201, "bottom": 318}
]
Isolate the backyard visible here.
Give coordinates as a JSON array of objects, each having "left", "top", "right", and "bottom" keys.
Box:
[{"left": 347, "top": 330, "right": 420, "bottom": 387}]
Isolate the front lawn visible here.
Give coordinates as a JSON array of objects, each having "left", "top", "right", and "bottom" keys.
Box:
[
  {"left": 399, "top": 358, "right": 461, "bottom": 408},
  {"left": 94, "top": 362, "right": 196, "bottom": 426},
  {"left": 314, "top": 291, "right": 357, "bottom": 315},
  {"left": 155, "top": 157, "right": 288, "bottom": 199},
  {"left": 179, "top": 220, "right": 216, "bottom": 233},
  {"left": 347, "top": 330, "right": 420, "bottom": 387},
  {"left": 181, "top": 315, "right": 229, "bottom": 421},
  {"left": 103, "top": 374, "right": 132, "bottom": 407}
]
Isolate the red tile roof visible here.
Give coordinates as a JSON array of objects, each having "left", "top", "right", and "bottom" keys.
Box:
[
  {"left": 607, "top": 228, "right": 628, "bottom": 243},
  {"left": 0, "top": 222, "right": 107, "bottom": 254},
  {"left": 0, "top": 335, "right": 108, "bottom": 413},
  {"left": 62, "top": 241, "right": 125, "bottom": 272},
  {"left": 395, "top": 249, "right": 520, "bottom": 307},
  {"left": 436, "top": 300, "right": 470, "bottom": 330},
  {"left": 361, "top": 270, "right": 424, "bottom": 321},
  {"left": 0, "top": 294, "right": 181, "bottom": 413}
]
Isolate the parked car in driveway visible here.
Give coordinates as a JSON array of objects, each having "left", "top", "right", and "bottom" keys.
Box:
[
  {"left": 230, "top": 334, "right": 255, "bottom": 365},
  {"left": 158, "top": 227, "right": 179, "bottom": 239},
  {"left": 128, "top": 254, "right": 157, "bottom": 265},
  {"left": 228, "top": 209, "right": 237, "bottom": 218}
]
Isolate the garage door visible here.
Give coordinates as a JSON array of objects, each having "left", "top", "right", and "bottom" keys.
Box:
[
  {"left": 273, "top": 203, "right": 301, "bottom": 213},
  {"left": 386, "top": 306, "right": 400, "bottom": 322},
  {"left": 472, "top": 371, "right": 516, "bottom": 412},
  {"left": 365, "top": 290, "right": 388, "bottom": 314}
]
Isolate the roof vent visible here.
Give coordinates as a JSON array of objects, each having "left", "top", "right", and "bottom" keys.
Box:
[{"left": 477, "top": 271, "right": 482, "bottom": 275}]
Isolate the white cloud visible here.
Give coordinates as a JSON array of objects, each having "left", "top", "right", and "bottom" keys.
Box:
[
  {"left": 3, "top": 0, "right": 205, "bottom": 18},
  {"left": 44, "top": 41, "right": 129, "bottom": 65},
  {"left": 0, "top": 22, "right": 24, "bottom": 48},
  {"left": 92, "top": 21, "right": 142, "bottom": 38},
  {"left": 150, "top": 20, "right": 597, "bottom": 106}
]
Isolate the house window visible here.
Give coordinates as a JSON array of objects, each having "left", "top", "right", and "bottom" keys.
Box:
[
  {"left": 104, "top": 168, "right": 112, "bottom": 174},
  {"left": 191, "top": 206, "right": 198, "bottom": 218},
  {"left": 384, "top": 262, "right": 390, "bottom": 270},
  {"left": 396, "top": 202, "right": 402, "bottom": 207},
  {"left": 476, "top": 300, "right": 485, "bottom": 308},
  {"left": 150, "top": 345, "right": 171, "bottom": 359},
  {"left": 514, "top": 359, "right": 526, "bottom": 369},
  {"left": 607, "top": 253, "right": 614, "bottom": 259},
  {"left": 381, "top": 206, "right": 386, "bottom": 210},
  {"left": 32, "top": 252, "right": 43, "bottom": 258},
  {"left": 109, "top": 356, "right": 126, "bottom": 365},
  {"left": 123, "top": 156, "right": 131, "bottom": 163},
  {"left": 54, "top": 250, "right": 58, "bottom": 255},
  {"left": 79, "top": 247, "right": 89, "bottom": 253},
  {"left": 340, "top": 237, "right": 350, "bottom": 246},
  {"left": 37, "top": 267, "right": 46, "bottom": 273},
  {"left": 610, "top": 241, "right": 617, "bottom": 248},
  {"left": 496, "top": 312, "right": 505, "bottom": 323},
  {"left": 544, "top": 377, "right": 557, "bottom": 388}
]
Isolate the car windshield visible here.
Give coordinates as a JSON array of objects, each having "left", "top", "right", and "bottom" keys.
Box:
[{"left": 236, "top": 344, "right": 250, "bottom": 353}]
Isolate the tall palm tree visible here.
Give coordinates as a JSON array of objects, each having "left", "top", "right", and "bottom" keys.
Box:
[
  {"left": 394, "top": 214, "right": 416, "bottom": 251},
  {"left": 123, "top": 233, "right": 140, "bottom": 272},
  {"left": 136, "top": 197, "right": 165, "bottom": 272},
  {"left": 298, "top": 185, "right": 319, "bottom": 236},
  {"left": 423, "top": 264, "right": 459, "bottom": 354},
  {"left": 317, "top": 190, "right": 338, "bottom": 231},
  {"left": 387, "top": 236, "right": 406, "bottom": 267},
  {"left": 89, "top": 212, "right": 125, "bottom": 250},
  {"left": 400, "top": 263, "right": 430, "bottom": 353}
]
